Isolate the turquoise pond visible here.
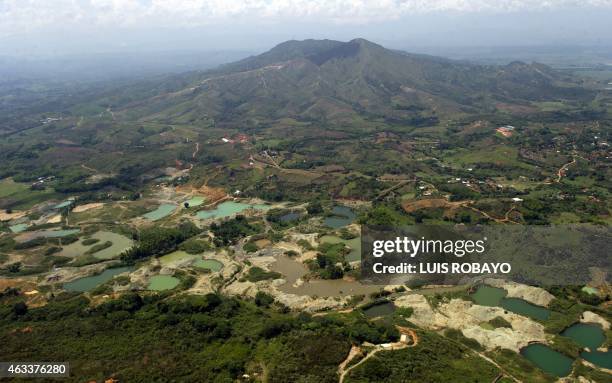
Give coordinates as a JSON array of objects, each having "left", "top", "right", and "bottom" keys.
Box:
[
  {"left": 323, "top": 206, "right": 356, "bottom": 228},
  {"left": 520, "top": 344, "right": 573, "bottom": 377},
  {"left": 561, "top": 323, "right": 606, "bottom": 349},
  {"left": 63, "top": 266, "right": 134, "bottom": 292},
  {"left": 196, "top": 201, "right": 270, "bottom": 220},
  {"left": 143, "top": 204, "right": 177, "bottom": 220},
  {"left": 9, "top": 223, "right": 28, "bottom": 233},
  {"left": 470, "top": 285, "right": 551, "bottom": 321},
  {"left": 581, "top": 350, "right": 612, "bottom": 369},
  {"left": 561, "top": 323, "right": 612, "bottom": 369},
  {"left": 473, "top": 285, "right": 612, "bottom": 372},
  {"left": 148, "top": 275, "right": 180, "bottom": 291},
  {"left": 501, "top": 298, "right": 551, "bottom": 321},
  {"left": 185, "top": 197, "right": 205, "bottom": 207}
]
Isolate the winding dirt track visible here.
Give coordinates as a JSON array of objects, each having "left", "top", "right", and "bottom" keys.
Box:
[
  {"left": 338, "top": 327, "right": 418, "bottom": 383},
  {"left": 556, "top": 156, "right": 577, "bottom": 182}
]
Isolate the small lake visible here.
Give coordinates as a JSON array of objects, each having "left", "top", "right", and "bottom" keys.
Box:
[
  {"left": 9, "top": 223, "right": 28, "bottom": 233},
  {"left": 521, "top": 344, "right": 573, "bottom": 377},
  {"left": 320, "top": 235, "right": 361, "bottom": 262},
  {"left": 324, "top": 206, "right": 356, "bottom": 228},
  {"left": 63, "top": 266, "right": 134, "bottom": 292},
  {"left": 148, "top": 275, "right": 180, "bottom": 291},
  {"left": 60, "top": 231, "right": 134, "bottom": 260},
  {"left": 471, "top": 285, "right": 551, "bottom": 321},
  {"left": 561, "top": 323, "right": 605, "bottom": 349},
  {"left": 270, "top": 255, "right": 379, "bottom": 297},
  {"left": 159, "top": 251, "right": 198, "bottom": 266},
  {"left": 196, "top": 201, "right": 270, "bottom": 220},
  {"left": 363, "top": 301, "right": 396, "bottom": 318},
  {"left": 561, "top": 322, "right": 612, "bottom": 369},
  {"left": 471, "top": 285, "right": 507, "bottom": 306},
  {"left": 502, "top": 298, "right": 550, "bottom": 321},
  {"left": 143, "top": 204, "right": 177, "bottom": 220},
  {"left": 184, "top": 196, "right": 205, "bottom": 207},
  {"left": 581, "top": 350, "right": 612, "bottom": 369},
  {"left": 193, "top": 259, "right": 223, "bottom": 272}
]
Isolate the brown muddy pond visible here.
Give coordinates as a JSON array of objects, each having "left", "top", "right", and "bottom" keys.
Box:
[{"left": 270, "top": 255, "right": 379, "bottom": 297}]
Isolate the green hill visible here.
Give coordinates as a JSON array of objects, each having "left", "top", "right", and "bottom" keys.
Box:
[{"left": 95, "top": 38, "right": 592, "bottom": 127}]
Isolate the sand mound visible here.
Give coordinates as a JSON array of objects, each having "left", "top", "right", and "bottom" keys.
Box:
[
  {"left": 0, "top": 210, "right": 27, "bottom": 221},
  {"left": 72, "top": 203, "right": 104, "bottom": 213}
]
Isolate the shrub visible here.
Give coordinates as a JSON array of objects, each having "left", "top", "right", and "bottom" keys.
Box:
[
  {"left": 488, "top": 316, "right": 512, "bottom": 329},
  {"left": 82, "top": 238, "right": 100, "bottom": 246},
  {"left": 243, "top": 242, "right": 258, "bottom": 253},
  {"left": 255, "top": 291, "right": 274, "bottom": 307},
  {"left": 179, "top": 238, "right": 212, "bottom": 254},
  {"left": 246, "top": 267, "right": 281, "bottom": 282}
]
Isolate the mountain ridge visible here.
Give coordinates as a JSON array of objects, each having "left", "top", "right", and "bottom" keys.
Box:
[{"left": 101, "top": 38, "right": 594, "bottom": 126}]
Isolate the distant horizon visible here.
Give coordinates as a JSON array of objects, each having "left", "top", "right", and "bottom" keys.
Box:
[
  {"left": 2, "top": 37, "right": 612, "bottom": 84},
  {"left": 3, "top": 38, "right": 612, "bottom": 61},
  {"left": 2, "top": 1, "right": 612, "bottom": 58}
]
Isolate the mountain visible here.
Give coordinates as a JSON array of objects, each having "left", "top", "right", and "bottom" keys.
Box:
[{"left": 104, "top": 38, "right": 594, "bottom": 127}]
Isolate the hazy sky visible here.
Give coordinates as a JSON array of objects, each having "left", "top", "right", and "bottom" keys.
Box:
[{"left": 2, "top": 0, "right": 612, "bottom": 57}]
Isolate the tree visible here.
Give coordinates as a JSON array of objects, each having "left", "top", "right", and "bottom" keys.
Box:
[
  {"left": 7, "top": 262, "right": 22, "bottom": 273},
  {"left": 255, "top": 291, "right": 274, "bottom": 307},
  {"left": 306, "top": 201, "right": 323, "bottom": 215},
  {"left": 12, "top": 301, "right": 28, "bottom": 316}
]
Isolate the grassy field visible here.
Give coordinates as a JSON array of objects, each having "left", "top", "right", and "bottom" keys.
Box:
[
  {"left": 440, "top": 146, "right": 538, "bottom": 175},
  {"left": 0, "top": 178, "right": 28, "bottom": 198}
]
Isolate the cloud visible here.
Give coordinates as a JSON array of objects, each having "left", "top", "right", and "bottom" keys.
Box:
[{"left": 1, "top": 0, "right": 611, "bottom": 37}]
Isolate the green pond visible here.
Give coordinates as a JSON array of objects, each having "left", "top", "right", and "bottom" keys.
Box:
[
  {"left": 471, "top": 285, "right": 551, "bottom": 321},
  {"left": 159, "top": 251, "right": 198, "bottom": 266},
  {"left": 502, "top": 298, "right": 550, "bottom": 321},
  {"left": 196, "top": 201, "right": 270, "bottom": 220},
  {"left": 471, "top": 285, "right": 507, "bottom": 306},
  {"left": 148, "top": 275, "right": 180, "bottom": 291},
  {"left": 63, "top": 266, "right": 134, "bottom": 292},
  {"left": 363, "top": 301, "right": 396, "bottom": 318},
  {"left": 561, "top": 322, "right": 612, "bottom": 369},
  {"left": 143, "top": 204, "right": 177, "bottom": 220},
  {"left": 320, "top": 235, "right": 361, "bottom": 262},
  {"left": 561, "top": 323, "right": 605, "bottom": 349},
  {"left": 581, "top": 350, "right": 612, "bottom": 369},
  {"left": 60, "top": 231, "right": 134, "bottom": 260},
  {"left": 324, "top": 206, "right": 356, "bottom": 228},
  {"left": 185, "top": 196, "right": 205, "bottom": 207},
  {"left": 521, "top": 344, "right": 573, "bottom": 377},
  {"left": 9, "top": 223, "right": 28, "bottom": 233},
  {"left": 194, "top": 259, "right": 224, "bottom": 272}
]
